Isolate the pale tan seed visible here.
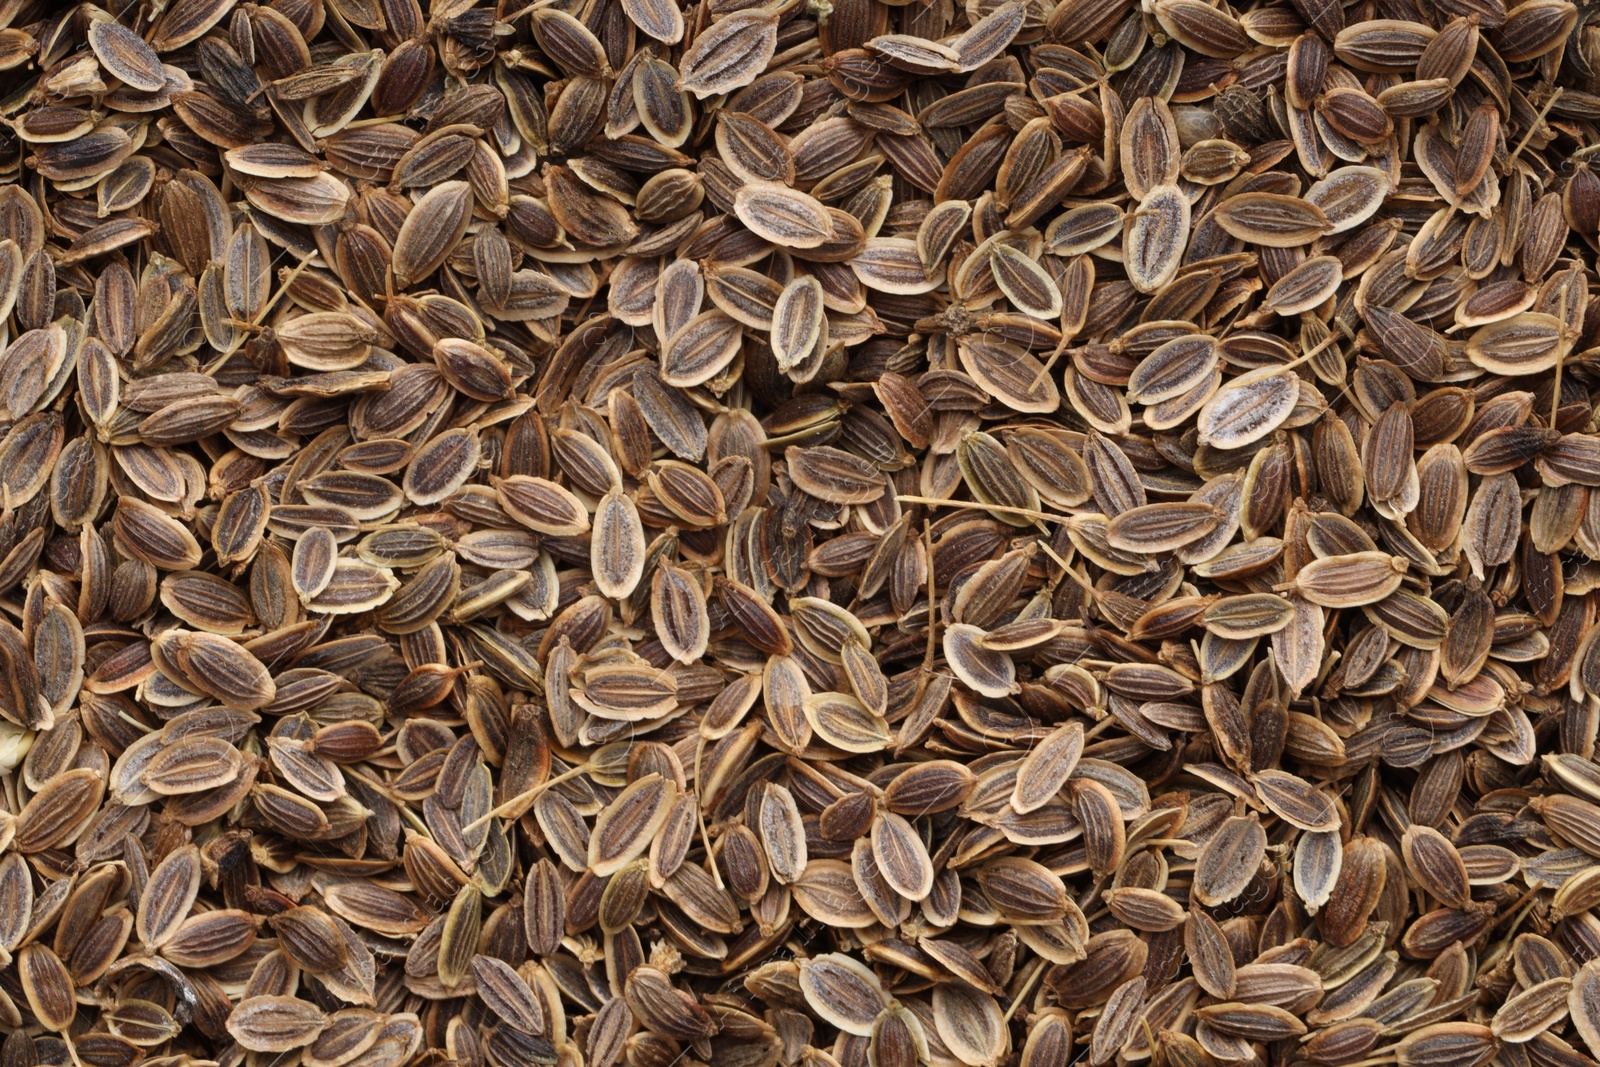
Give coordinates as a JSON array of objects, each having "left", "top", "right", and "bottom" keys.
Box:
[
  {"left": 705, "top": 265, "right": 782, "bottom": 329},
  {"left": 1292, "top": 551, "right": 1408, "bottom": 607},
  {"left": 1106, "top": 501, "right": 1222, "bottom": 553},
  {"left": 470, "top": 955, "right": 546, "bottom": 1035},
  {"left": 661, "top": 310, "right": 744, "bottom": 387},
  {"left": 622, "top": 0, "right": 683, "bottom": 42},
  {"left": 932, "top": 984, "right": 1006, "bottom": 1067},
  {"left": 803, "top": 692, "right": 892, "bottom": 752},
  {"left": 1213, "top": 192, "right": 1333, "bottom": 245},
  {"left": 758, "top": 783, "right": 807, "bottom": 885},
  {"left": 591, "top": 489, "right": 646, "bottom": 600},
  {"left": 1012, "top": 721, "right": 1084, "bottom": 814},
  {"left": 1400, "top": 824, "right": 1471, "bottom": 909},
  {"left": 173, "top": 631, "right": 276, "bottom": 710},
  {"left": 88, "top": 20, "right": 166, "bottom": 93},
  {"left": 1198, "top": 368, "right": 1299, "bottom": 448},
  {"left": 1466, "top": 312, "right": 1568, "bottom": 376},
  {"left": 15, "top": 767, "right": 107, "bottom": 852},
  {"left": 799, "top": 954, "right": 889, "bottom": 1036},
  {"left": 734, "top": 182, "right": 833, "bottom": 248},
  {"left": 990, "top": 244, "right": 1063, "bottom": 319},
  {"left": 1490, "top": 977, "right": 1572, "bottom": 1042},
  {"left": 1570, "top": 960, "right": 1600, "bottom": 1056},
  {"left": 976, "top": 857, "right": 1069, "bottom": 922},
  {"left": 787, "top": 445, "right": 886, "bottom": 505},
  {"left": 495, "top": 476, "right": 591, "bottom": 536},
  {"left": 436, "top": 886, "right": 480, "bottom": 991},
  {"left": 19, "top": 943, "right": 76, "bottom": 1031},
  {"left": 961, "top": 337, "right": 1063, "bottom": 416},
  {"left": 1194, "top": 814, "right": 1266, "bottom": 906},
  {"left": 244, "top": 174, "right": 352, "bottom": 226},
  {"left": 772, "top": 276, "right": 826, "bottom": 373},
  {"left": 1203, "top": 593, "right": 1297, "bottom": 638},
  {"left": 1196, "top": 1002, "right": 1308, "bottom": 1041},
  {"left": 791, "top": 859, "right": 877, "bottom": 928},
  {"left": 1125, "top": 183, "right": 1189, "bottom": 293},
  {"left": 590, "top": 775, "right": 678, "bottom": 876},
  {"left": 1186, "top": 907, "right": 1237, "bottom": 999},
  {"left": 1464, "top": 471, "right": 1523, "bottom": 579},
  {"left": 1295, "top": 829, "right": 1343, "bottom": 914},
  {"left": 676, "top": 12, "right": 778, "bottom": 99},
  {"left": 959, "top": 430, "right": 1041, "bottom": 526},
  {"left": 853, "top": 238, "right": 946, "bottom": 295},
  {"left": 652, "top": 562, "right": 709, "bottom": 664},
  {"left": 1253, "top": 769, "right": 1340, "bottom": 832},
  {"left": 392, "top": 181, "right": 474, "bottom": 289},
  {"left": 227, "top": 997, "right": 331, "bottom": 1053},
  {"left": 1394, "top": 1024, "right": 1496, "bottom": 1067},
  {"left": 160, "top": 909, "right": 259, "bottom": 968},
  {"left": 943, "top": 623, "right": 1017, "bottom": 698}
]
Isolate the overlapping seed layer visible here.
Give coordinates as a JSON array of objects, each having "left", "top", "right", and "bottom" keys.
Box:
[{"left": 6, "top": 1, "right": 1600, "bottom": 1067}]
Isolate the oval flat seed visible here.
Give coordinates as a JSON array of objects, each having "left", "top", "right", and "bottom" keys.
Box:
[{"left": 4, "top": 5, "right": 1600, "bottom": 1067}]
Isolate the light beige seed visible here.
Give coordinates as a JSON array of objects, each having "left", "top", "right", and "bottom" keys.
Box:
[
  {"left": 1293, "top": 551, "right": 1407, "bottom": 607},
  {"left": 591, "top": 489, "right": 646, "bottom": 600},
  {"left": 661, "top": 310, "right": 744, "bottom": 387},
  {"left": 1253, "top": 769, "right": 1339, "bottom": 832},
  {"left": 853, "top": 238, "right": 946, "bottom": 295},
  {"left": 991, "top": 244, "right": 1063, "bottom": 319},
  {"left": 392, "top": 181, "right": 474, "bottom": 289},
  {"left": 1125, "top": 183, "right": 1189, "bottom": 293},
  {"left": 174, "top": 631, "right": 276, "bottom": 710},
  {"left": 787, "top": 445, "right": 886, "bottom": 505},
  {"left": 1106, "top": 501, "right": 1222, "bottom": 553},
  {"left": 495, "top": 476, "right": 591, "bottom": 536},
  {"left": 622, "top": 0, "right": 683, "bottom": 42},
  {"left": 799, "top": 954, "right": 889, "bottom": 1036},
  {"left": 1466, "top": 312, "right": 1567, "bottom": 376},
  {"left": 591, "top": 775, "right": 678, "bottom": 876},
  {"left": 470, "top": 955, "right": 546, "bottom": 1035},
  {"left": 1213, "top": 192, "right": 1333, "bottom": 246},
  {"left": 1203, "top": 593, "right": 1297, "bottom": 638},
  {"left": 1491, "top": 977, "right": 1571, "bottom": 1042},
  {"left": 1198, "top": 368, "right": 1299, "bottom": 448},
  {"left": 759, "top": 783, "right": 807, "bottom": 885},
  {"left": 652, "top": 562, "right": 709, "bottom": 664},
  {"left": 19, "top": 943, "right": 76, "bottom": 1031},
  {"left": 88, "top": 19, "right": 166, "bottom": 93},
  {"left": 1570, "top": 960, "right": 1600, "bottom": 1056},
  {"left": 244, "top": 174, "right": 352, "bottom": 226},
  {"left": 933, "top": 984, "right": 1006, "bottom": 1066},
  {"left": 676, "top": 12, "right": 778, "bottom": 99},
  {"left": 734, "top": 182, "right": 833, "bottom": 248},
  {"left": 772, "top": 276, "right": 826, "bottom": 373},
  {"left": 803, "top": 692, "right": 892, "bottom": 752},
  {"left": 227, "top": 997, "right": 331, "bottom": 1053},
  {"left": 1295, "top": 829, "right": 1343, "bottom": 914},
  {"left": 1195, "top": 814, "right": 1267, "bottom": 906},
  {"left": 1012, "top": 721, "right": 1084, "bottom": 814}
]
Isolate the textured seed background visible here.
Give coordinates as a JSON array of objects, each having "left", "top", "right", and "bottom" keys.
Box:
[{"left": 5, "top": 1, "right": 1600, "bottom": 1067}]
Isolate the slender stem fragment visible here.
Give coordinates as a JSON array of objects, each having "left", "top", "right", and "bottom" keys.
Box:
[
  {"left": 896, "top": 495, "right": 1072, "bottom": 523},
  {"left": 460, "top": 762, "right": 592, "bottom": 832},
  {"left": 695, "top": 734, "right": 724, "bottom": 889},
  {"left": 1000, "top": 958, "right": 1048, "bottom": 1026}
]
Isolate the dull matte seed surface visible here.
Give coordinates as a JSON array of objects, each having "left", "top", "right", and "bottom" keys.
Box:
[{"left": 6, "top": 1, "right": 1600, "bottom": 1066}]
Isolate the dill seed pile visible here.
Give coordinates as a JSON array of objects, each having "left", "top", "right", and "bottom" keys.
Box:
[{"left": 3, "top": 2, "right": 1600, "bottom": 1067}]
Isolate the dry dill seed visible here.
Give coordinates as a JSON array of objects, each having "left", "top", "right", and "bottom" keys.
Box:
[{"left": 2, "top": 0, "right": 1600, "bottom": 1065}]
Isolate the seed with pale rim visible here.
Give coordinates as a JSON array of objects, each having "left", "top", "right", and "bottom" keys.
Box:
[{"left": 2, "top": 4, "right": 1597, "bottom": 1067}]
